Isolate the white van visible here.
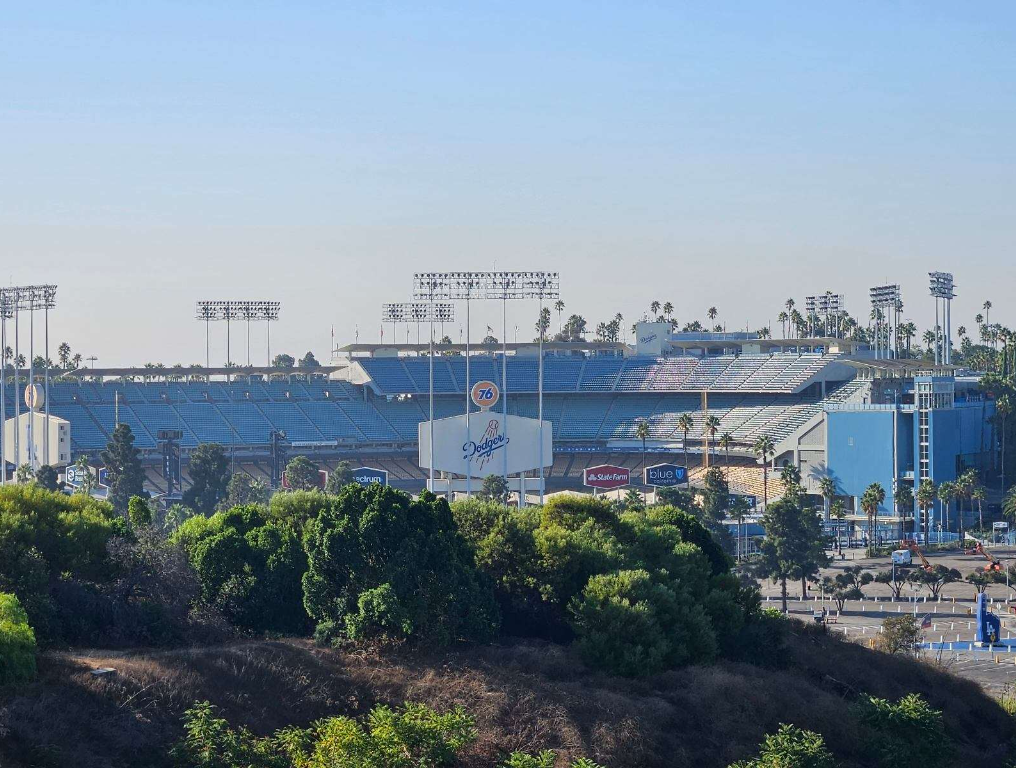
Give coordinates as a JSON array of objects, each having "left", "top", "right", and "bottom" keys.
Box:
[{"left": 891, "top": 549, "right": 912, "bottom": 566}]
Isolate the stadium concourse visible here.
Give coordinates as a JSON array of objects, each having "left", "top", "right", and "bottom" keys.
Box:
[{"left": 25, "top": 335, "right": 994, "bottom": 525}]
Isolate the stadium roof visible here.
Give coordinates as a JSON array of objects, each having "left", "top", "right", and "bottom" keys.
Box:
[
  {"left": 337, "top": 341, "right": 627, "bottom": 356},
  {"left": 60, "top": 365, "right": 344, "bottom": 381},
  {"left": 841, "top": 358, "right": 959, "bottom": 378}
]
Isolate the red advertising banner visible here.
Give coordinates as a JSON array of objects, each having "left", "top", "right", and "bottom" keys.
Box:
[{"left": 583, "top": 464, "right": 630, "bottom": 489}]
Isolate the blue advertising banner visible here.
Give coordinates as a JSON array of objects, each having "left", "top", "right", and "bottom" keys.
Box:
[
  {"left": 351, "top": 466, "right": 389, "bottom": 486},
  {"left": 643, "top": 463, "right": 687, "bottom": 487}
]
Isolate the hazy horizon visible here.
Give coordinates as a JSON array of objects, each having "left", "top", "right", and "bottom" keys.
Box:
[{"left": 3, "top": 3, "right": 1014, "bottom": 366}]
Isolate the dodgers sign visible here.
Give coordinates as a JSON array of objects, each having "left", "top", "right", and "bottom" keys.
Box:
[
  {"left": 583, "top": 464, "right": 630, "bottom": 489},
  {"left": 419, "top": 413, "right": 552, "bottom": 478},
  {"left": 351, "top": 466, "right": 388, "bottom": 486},
  {"left": 643, "top": 463, "right": 687, "bottom": 487}
]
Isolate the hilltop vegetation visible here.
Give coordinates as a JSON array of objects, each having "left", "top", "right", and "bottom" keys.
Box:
[{"left": 0, "top": 483, "right": 1013, "bottom": 767}]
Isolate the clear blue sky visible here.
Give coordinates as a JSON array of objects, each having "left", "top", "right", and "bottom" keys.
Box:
[{"left": 2, "top": 2, "right": 1014, "bottom": 364}]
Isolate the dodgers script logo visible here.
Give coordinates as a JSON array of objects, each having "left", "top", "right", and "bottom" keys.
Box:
[
  {"left": 463, "top": 418, "right": 510, "bottom": 471},
  {"left": 470, "top": 380, "right": 499, "bottom": 409}
]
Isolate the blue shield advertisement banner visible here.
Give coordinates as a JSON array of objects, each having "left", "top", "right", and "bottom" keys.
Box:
[
  {"left": 643, "top": 463, "right": 687, "bottom": 487},
  {"left": 351, "top": 466, "right": 388, "bottom": 486}
]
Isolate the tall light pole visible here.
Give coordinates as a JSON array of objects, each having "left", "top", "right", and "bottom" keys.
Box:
[
  {"left": 413, "top": 271, "right": 560, "bottom": 505},
  {"left": 197, "top": 300, "right": 281, "bottom": 375},
  {"left": 929, "top": 273, "right": 955, "bottom": 365},
  {"left": 383, "top": 302, "right": 454, "bottom": 494},
  {"left": 870, "top": 285, "right": 901, "bottom": 360}
]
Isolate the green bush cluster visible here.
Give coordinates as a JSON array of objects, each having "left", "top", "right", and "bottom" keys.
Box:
[
  {"left": 453, "top": 495, "right": 757, "bottom": 675},
  {"left": 172, "top": 700, "right": 476, "bottom": 768},
  {"left": 303, "top": 485, "right": 498, "bottom": 644},
  {"left": 853, "top": 693, "right": 950, "bottom": 768},
  {"left": 173, "top": 505, "right": 308, "bottom": 634},
  {"left": 0, "top": 484, "right": 116, "bottom": 644},
  {"left": 0, "top": 592, "right": 36, "bottom": 685},
  {"left": 730, "top": 724, "right": 836, "bottom": 768}
]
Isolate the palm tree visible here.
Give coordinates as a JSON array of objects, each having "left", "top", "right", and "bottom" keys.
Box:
[
  {"left": 1004, "top": 486, "right": 1016, "bottom": 529},
  {"left": 677, "top": 413, "right": 694, "bottom": 487},
  {"left": 955, "top": 469, "right": 977, "bottom": 543},
  {"left": 830, "top": 499, "right": 847, "bottom": 554},
  {"left": 635, "top": 418, "right": 650, "bottom": 503},
  {"left": 916, "top": 479, "right": 937, "bottom": 545},
  {"left": 938, "top": 481, "right": 957, "bottom": 535},
  {"left": 777, "top": 311, "right": 789, "bottom": 339},
  {"left": 703, "top": 415, "right": 720, "bottom": 465},
  {"left": 662, "top": 302, "right": 674, "bottom": 321},
  {"left": 998, "top": 395, "right": 1012, "bottom": 493},
  {"left": 861, "top": 482, "right": 886, "bottom": 556},
  {"left": 894, "top": 483, "right": 914, "bottom": 541},
  {"left": 922, "top": 329, "right": 936, "bottom": 355},
  {"left": 650, "top": 300, "right": 661, "bottom": 319},
  {"left": 752, "top": 435, "right": 775, "bottom": 509},
  {"left": 707, "top": 306, "right": 718, "bottom": 322},
  {"left": 718, "top": 432, "right": 733, "bottom": 469},
  {"left": 984, "top": 300, "right": 992, "bottom": 334},
  {"left": 554, "top": 300, "right": 565, "bottom": 332},
  {"left": 818, "top": 476, "right": 836, "bottom": 522},
  {"left": 973, "top": 484, "right": 986, "bottom": 532}
]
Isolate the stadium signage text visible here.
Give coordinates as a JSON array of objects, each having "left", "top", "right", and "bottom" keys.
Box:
[
  {"left": 351, "top": 467, "right": 388, "bottom": 486},
  {"left": 463, "top": 418, "right": 510, "bottom": 471},
  {"left": 643, "top": 463, "right": 687, "bottom": 487},
  {"left": 583, "top": 464, "right": 630, "bottom": 489},
  {"left": 470, "top": 380, "right": 500, "bottom": 409}
]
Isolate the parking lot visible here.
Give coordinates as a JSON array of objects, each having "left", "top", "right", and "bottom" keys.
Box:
[{"left": 756, "top": 546, "right": 1016, "bottom": 692}]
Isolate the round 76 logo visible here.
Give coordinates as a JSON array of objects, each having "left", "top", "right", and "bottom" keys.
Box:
[{"left": 470, "top": 380, "right": 499, "bottom": 409}]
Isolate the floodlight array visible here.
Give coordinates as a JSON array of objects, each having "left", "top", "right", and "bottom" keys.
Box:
[
  {"left": 381, "top": 302, "right": 455, "bottom": 324},
  {"left": 195, "top": 300, "right": 280, "bottom": 321},
  {"left": 929, "top": 272, "right": 955, "bottom": 299},
  {"left": 413, "top": 271, "right": 560, "bottom": 300}
]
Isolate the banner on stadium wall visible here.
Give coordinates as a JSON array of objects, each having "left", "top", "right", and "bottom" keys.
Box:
[
  {"left": 643, "top": 463, "right": 687, "bottom": 487},
  {"left": 583, "top": 464, "right": 630, "bottom": 489},
  {"left": 418, "top": 413, "right": 552, "bottom": 478},
  {"left": 351, "top": 466, "right": 388, "bottom": 486}
]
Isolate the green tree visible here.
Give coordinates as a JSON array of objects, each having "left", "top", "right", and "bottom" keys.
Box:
[
  {"left": 183, "top": 443, "right": 231, "bottom": 513},
  {"left": 100, "top": 423, "right": 147, "bottom": 515},
  {"left": 894, "top": 483, "right": 914, "bottom": 540},
  {"left": 829, "top": 499, "right": 847, "bottom": 553},
  {"left": 730, "top": 724, "right": 836, "bottom": 768},
  {"left": 285, "top": 455, "right": 321, "bottom": 491},
  {"left": 173, "top": 504, "right": 308, "bottom": 633},
  {"left": 478, "top": 474, "right": 510, "bottom": 505},
  {"left": 818, "top": 476, "right": 836, "bottom": 522},
  {"left": 820, "top": 573, "right": 864, "bottom": 612},
  {"left": 635, "top": 418, "right": 650, "bottom": 503},
  {"left": 861, "top": 482, "right": 886, "bottom": 556},
  {"left": 15, "top": 464, "right": 34, "bottom": 484},
  {"left": 916, "top": 479, "right": 937, "bottom": 544},
  {"left": 299, "top": 351, "right": 321, "bottom": 368},
  {"left": 127, "top": 495, "right": 153, "bottom": 528},
  {"left": 72, "top": 454, "right": 97, "bottom": 496},
  {"left": 752, "top": 435, "right": 775, "bottom": 509},
  {"left": 0, "top": 592, "right": 37, "bottom": 685},
  {"left": 677, "top": 413, "right": 694, "bottom": 486},
  {"left": 569, "top": 567, "right": 717, "bottom": 677},
  {"left": 34, "top": 465, "right": 61, "bottom": 492},
  {"left": 907, "top": 565, "right": 960, "bottom": 599},
  {"left": 324, "top": 460, "right": 354, "bottom": 494},
  {"left": 854, "top": 694, "right": 949, "bottom": 768},
  {"left": 756, "top": 497, "right": 825, "bottom": 612},
  {"left": 937, "top": 480, "right": 957, "bottom": 535},
  {"left": 623, "top": 487, "right": 645, "bottom": 511},
  {"left": 303, "top": 485, "right": 498, "bottom": 645},
  {"left": 223, "top": 471, "right": 270, "bottom": 508},
  {"left": 271, "top": 353, "right": 295, "bottom": 368}
]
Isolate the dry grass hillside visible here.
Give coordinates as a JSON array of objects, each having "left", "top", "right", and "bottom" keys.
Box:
[{"left": 1, "top": 623, "right": 1013, "bottom": 768}]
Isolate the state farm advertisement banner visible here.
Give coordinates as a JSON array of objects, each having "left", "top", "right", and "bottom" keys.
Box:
[{"left": 583, "top": 464, "right": 630, "bottom": 489}]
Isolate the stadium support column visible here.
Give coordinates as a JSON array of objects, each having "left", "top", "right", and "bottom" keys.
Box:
[
  {"left": 13, "top": 303, "right": 19, "bottom": 471},
  {"left": 934, "top": 298, "right": 940, "bottom": 365},
  {"left": 428, "top": 296, "right": 435, "bottom": 494},
  {"left": 502, "top": 283, "right": 512, "bottom": 507},
  {"left": 44, "top": 300, "right": 49, "bottom": 469}
]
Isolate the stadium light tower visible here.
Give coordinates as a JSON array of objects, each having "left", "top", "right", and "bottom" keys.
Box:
[
  {"left": 0, "top": 286, "right": 58, "bottom": 476},
  {"left": 413, "top": 271, "right": 560, "bottom": 505},
  {"left": 929, "top": 272, "right": 955, "bottom": 365},
  {"left": 382, "top": 302, "right": 455, "bottom": 492},
  {"left": 197, "top": 300, "right": 281, "bottom": 375},
  {"left": 805, "top": 292, "right": 844, "bottom": 340},
  {"left": 869, "top": 285, "right": 902, "bottom": 360}
]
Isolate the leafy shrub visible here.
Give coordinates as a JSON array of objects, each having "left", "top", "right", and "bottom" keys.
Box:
[
  {"left": 854, "top": 693, "right": 949, "bottom": 768},
  {"left": 569, "top": 567, "right": 717, "bottom": 676},
  {"left": 503, "top": 753, "right": 605, "bottom": 768},
  {"left": 303, "top": 485, "right": 498, "bottom": 645},
  {"left": 0, "top": 484, "right": 116, "bottom": 644},
  {"left": 173, "top": 505, "right": 308, "bottom": 634},
  {"left": 875, "top": 615, "right": 920, "bottom": 657},
  {"left": 0, "top": 592, "right": 36, "bottom": 685},
  {"left": 172, "top": 700, "right": 476, "bottom": 767},
  {"left": 730, "top": 723, "right": 836, "bottom": 768},
  {"left": 730, "top": 606, "right": 790, "bottom": 668}
]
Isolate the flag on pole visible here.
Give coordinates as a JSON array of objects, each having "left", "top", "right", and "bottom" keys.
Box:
[{"left": 920, "top": 613, "right": 932, "bottom": 629}]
